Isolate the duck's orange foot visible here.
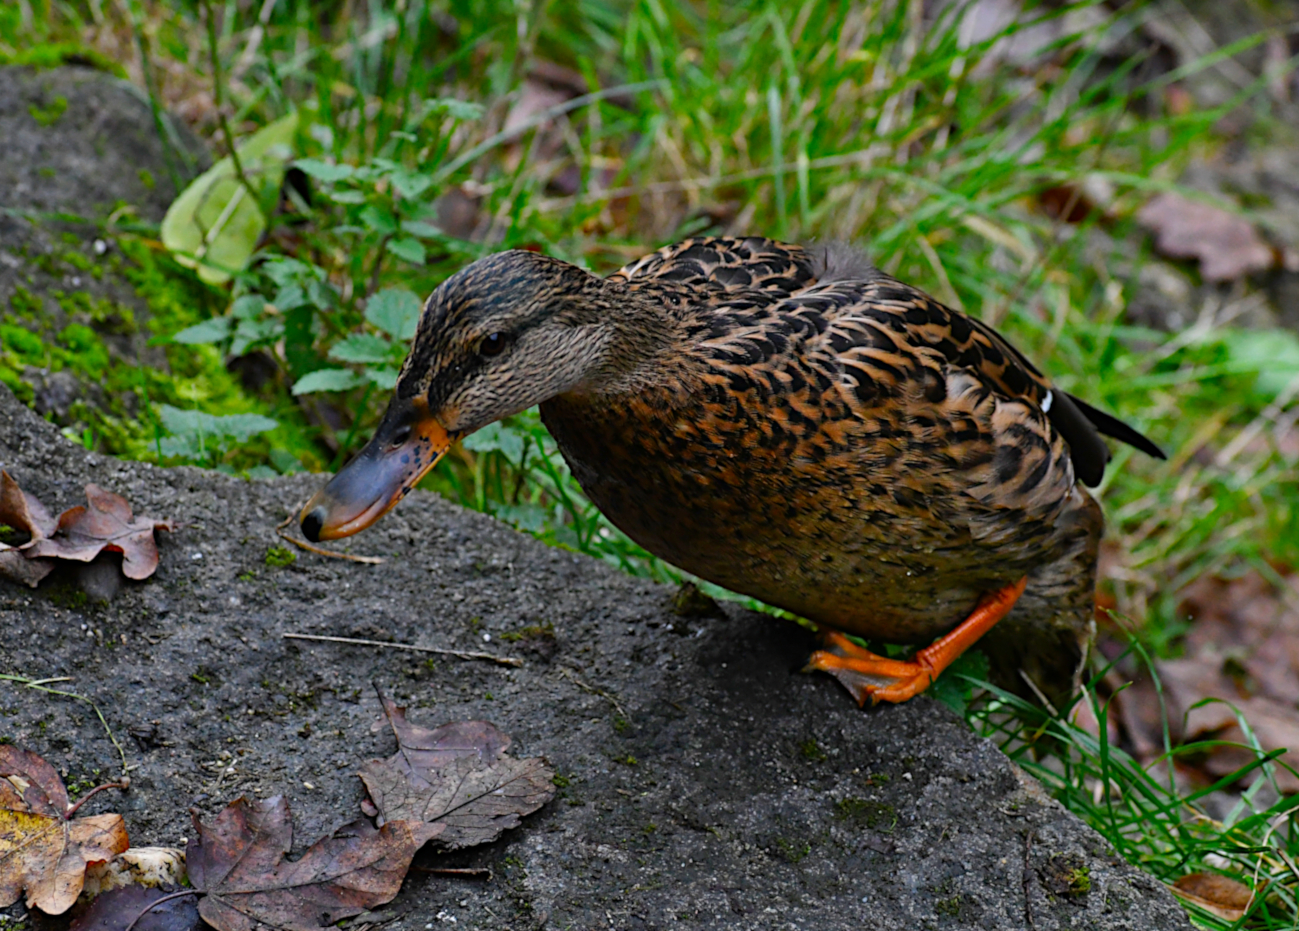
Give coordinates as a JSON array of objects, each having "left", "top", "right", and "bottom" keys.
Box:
[{"left": 804, "top": 577, "right": 1028, "bottom": 705}]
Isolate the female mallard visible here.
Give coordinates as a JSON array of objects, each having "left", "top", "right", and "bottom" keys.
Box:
[{"left": 300, "top": 237, "right": 1163, "bottom": 705}]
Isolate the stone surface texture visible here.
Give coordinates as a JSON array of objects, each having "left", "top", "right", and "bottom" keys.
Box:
[{"left": 0, "top": 385, "right": 1193, "bottom": 930}]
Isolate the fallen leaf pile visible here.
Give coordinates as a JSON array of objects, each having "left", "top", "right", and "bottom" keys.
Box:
[
  {"left": 0, "top": 471, "right": 174, "bottom": 588},
  {"left": 2, "top": 692, "right": 555, "bottom": 930},
  {"left": 0, "top": 746, "right": 129, "bottom": 915},
  {"left": 1101, "top": 569, "right": 1299, "bottom": 792},
  {"left": 1169, "top": 871, "right": 1261, "bottom": 923}
]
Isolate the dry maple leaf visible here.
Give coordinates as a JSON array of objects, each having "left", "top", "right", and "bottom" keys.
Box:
[
  {"left": 1137, "top": 191, "right": 1274, "bottom": 282},
  {"left": 27, "top": 483, "right": 175, "bottom": 581},
  {"left": 1170, "top": 872, "right": 1259, "bottom": 921},
  {"left": 69, "top": 884, "right": 201, "bottom": 931},
  {"left": 187, "top": 796, "right": 441, "bottom": 931},
  {"left": 0, "top": 746, "right": 130, "bottom": 915},
  {"left": 359, "top": 692, "right": 556, "bottom": 850}
]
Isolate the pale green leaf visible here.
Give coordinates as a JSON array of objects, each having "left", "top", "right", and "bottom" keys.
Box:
[
  {"left": 292, "top": 368, "right": 365, "bottom": 394},
  {"left": 364, "top": 289, "right": 422, "bottom": 340}
]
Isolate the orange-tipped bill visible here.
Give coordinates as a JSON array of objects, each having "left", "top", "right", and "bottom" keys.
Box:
[{"left": 299, "top": 401, "right": 452, "bottom": 542}]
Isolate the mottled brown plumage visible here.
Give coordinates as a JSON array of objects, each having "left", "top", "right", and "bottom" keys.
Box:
[{"left": 301, "top": 236, "right": 1164, "bottom": 706}]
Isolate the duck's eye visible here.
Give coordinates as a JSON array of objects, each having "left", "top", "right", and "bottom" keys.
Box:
[
  {"left": 388, "top": 425, "right": 412, "bottom": 448},
  {"left": 479, "top": 333, "right": 508, "bottom": 357}
]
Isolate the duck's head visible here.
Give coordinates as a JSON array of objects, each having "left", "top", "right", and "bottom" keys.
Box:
[{"left": 299, "top": 249, "right": 643, "bottom": 542}]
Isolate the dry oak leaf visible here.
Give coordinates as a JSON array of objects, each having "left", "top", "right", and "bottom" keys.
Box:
[
  {"left": 27, "top": 483, "right": 174, "bottom": 581},
  {"left": 0, "top": 746, "right": 129, "bottom": 915},
  {"left": 359, "top": 693, "right": 555, "bottom": 851},
  {"left": 69, "top": 884, "right": 202, "bottom": 931},
  {"left": 1137, "top": 191, "right": 1274, "bottom": 282},
  {"left": 187, "top": 795, "right": 441, "bottom": 931},
  {"left": 0, "top": 469, "right": 58, "bottom": 587}
]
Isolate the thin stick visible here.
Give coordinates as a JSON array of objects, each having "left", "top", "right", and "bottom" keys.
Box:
[
  {"left": 64, "top": 780, "right": 131, "bottom": 818},
  {"left": 275, "top": 512, "right": 384, "bottom": 564},
  {"left": 412, "top": 866, "right": 493, "bottom": 880},
  {"left": 284, "top": 633, "right": 523, "bottom": 668},
  {"left": 0, "top": 674, "right": 130, "bottom": 776},
  {"left": 557, "top": 668, "right": 626, "bottom": 719}
]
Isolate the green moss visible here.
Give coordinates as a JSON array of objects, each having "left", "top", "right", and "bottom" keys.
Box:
[
  {"left": 799, "top": 738, "right": 827, "bottom": 762},
  {"left": 0, "top": 42, "right": 127, "bottom": 78},
  {"left": 774, "top": 837, "right": 810, "bottom": 863},
  {"left": 138, "top": 168, "right": 156, "bottom": 190},
  {"left": 57, "top": 324, "right": 109, "bottom": 376},
  {"left": 0, "top": 323, "right": 45, "bottom": 361},
  {"left": 264, "top": 546, "right": 297, "bottom": 567},
  {"left": 9, "top": 285, "right": 42, "bottom": 319},
  {"left": 0, "top": 365, "right": 34, "bottom": 404},
  {"left": 28, "top": 94, "right": 67, "bottom": 127},
  {"left": 835, "top": 798, "right": 897, "bottom": 833}
]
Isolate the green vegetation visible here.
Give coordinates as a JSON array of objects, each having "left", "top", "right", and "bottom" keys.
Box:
[{"left": 5, "top": 1, "right": 1298, "bottom": 926}]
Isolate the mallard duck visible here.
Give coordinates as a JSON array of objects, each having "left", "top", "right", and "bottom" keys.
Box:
[{"left": 300, "top": 237, "right": 1163, "bottom": 705}]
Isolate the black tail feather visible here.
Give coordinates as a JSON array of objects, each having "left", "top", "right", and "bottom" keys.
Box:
[{"left": 1066, "top": 393, "right": 1166, "bottom": 462}]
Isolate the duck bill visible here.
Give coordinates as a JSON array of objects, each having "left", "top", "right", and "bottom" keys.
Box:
[{"left": 299, "top": 400, "right": 452, "bottom": 542}]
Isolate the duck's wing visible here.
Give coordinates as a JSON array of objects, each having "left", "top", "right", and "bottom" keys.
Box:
[
  {"left": 610, "top": 236, "right": 816, "bottom": 295},
  {"left": 798, "top": 259, "right": 1163, "bottom": 487}
]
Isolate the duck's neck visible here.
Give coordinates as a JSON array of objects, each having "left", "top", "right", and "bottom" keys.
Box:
[{"left": 570, "top": 275, "right": 690, "bottom": 400}]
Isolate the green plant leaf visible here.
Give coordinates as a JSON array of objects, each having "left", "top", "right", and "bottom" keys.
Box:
[
  {"left": 170, "top": 317, "right": 232, "bottom": 345},
  {"left": 294, "top": 158, "right": 354, "bottom": 182},
  {"left": 463, "top": 422, "right": 526, "bottom": 464},
  {"left": 160, "top": 111, "right": 300, "bottom": 285},
  {"left": 291, "top": 369, "right": 365, "bottom": 394},
  {"left": 366, "top": 367, "right": 400, "bottom": 389},
  {"left": 158, "top": 405, "right": 279, "bottom": 441},
  {"left": 386, "top": 238, "right": 426, "bottom": 265},
  {"left": 329, "top": 334, "right": 394, "bottom": 364},
  {"left": 364, "top": 289, "right": 422, "bottom": 341}
]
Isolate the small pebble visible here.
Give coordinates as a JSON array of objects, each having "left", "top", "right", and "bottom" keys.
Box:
[{"left": 482, "top": 633, "right": 491, "bottom": 642}]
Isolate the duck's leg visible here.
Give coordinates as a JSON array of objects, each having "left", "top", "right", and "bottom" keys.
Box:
[{"left": 805, "top": 577, "right": 1027, "bottom": 704}]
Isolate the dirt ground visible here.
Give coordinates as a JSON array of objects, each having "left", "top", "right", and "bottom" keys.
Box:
[{"left": 0, "top": 385, "right": 1193, "bottom": 930}]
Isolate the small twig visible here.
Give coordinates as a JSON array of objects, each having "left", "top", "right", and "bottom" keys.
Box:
[
  {"left": 123, "top": 889, "right": 201, "bottom": 931},
  {"left": 412, "top": 866, "right": 493, "bottom": 880},
  {"left": 284, "top": 633, "right": 524, "bottom": 668},
  {"left": 0, "top": 674, "right": 130, "bottom": 776},
  {"left": 64, "top": 779, "right": 131, "bottom": 818},
  {"left": 1023, "top": 828, "right": 1037, "bottom": 931},
  {"left": 200, "top": 0, "right": 256, "bottom": 201},
  {"left": 275, "top": 512, "right": 384, "bottom": 564},
  {"left": 557, "top": 668, "right": 627, "bottom": 719}
]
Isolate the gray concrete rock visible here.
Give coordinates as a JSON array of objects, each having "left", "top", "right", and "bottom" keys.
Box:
[{"left": 0, "top": 383, "right": 1192, "bottom": 930}]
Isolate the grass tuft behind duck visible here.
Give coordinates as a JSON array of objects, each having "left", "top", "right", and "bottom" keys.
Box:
[{"left": 300, "top": 237, "right": 1164, "bottom": 707}]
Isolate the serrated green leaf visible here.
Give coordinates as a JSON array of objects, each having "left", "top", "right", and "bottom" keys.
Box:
[
  {"left": 160, "top": 111, "right": 299, "bottom": 284},
  {"left": 231, "top": 295, "right": 266, "bottom": 320},
  {"left": 386, "top": 237, "right": 426, "bottom": 265},
  {"left": 170, "top": 316, "right": 232, "bottom": 345},
  {"left": 426, "top": 98, "right": 484, "bottom": 121},
  {"left": 401, "top": 220, "right": 443, "bottom": 238},
  {"left": 158, "top": 405, "right": 279, "bottom": 441},
  {"left": 329, "top": 190, "right": 368, "bottom": 205},
  {"left": 329, "top": 333, "right": 394, "bottom": 364},
  {"left": 391, "top": 170, "right": 433, "bottom": 200},
  {"left": 364, "top": 289, "right": 422, "bottom": 341},
  {"left": 292, "top": 368, "right": 365, "bottom": 394},
  {"left": 463, "top": 421, "right": 526, "bottom": 463},
  {"left": 359, "top": 204, "right": 397, "bottom": 234}
]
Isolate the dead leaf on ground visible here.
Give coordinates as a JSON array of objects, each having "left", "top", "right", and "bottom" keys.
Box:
[
  {"left": 1170, "top": 872, "right": 1259, "bottom": 921},
  {"left": 1103, "top": 570, "right": 1299, "bottom": 790},
  {"left": 0, "top": 471, "right": 174, "bottom": 587},
  {"left": 1137, "top": 191, "right": 1274, "bottom": 282},
  {"left": 69, "top": 884, "right": 202, "bottom": 931},
  {"left": 359, "top": 692, "right": 556, "bottom": 851},
  {"left": 187, "top": 795, "right": 441, "bottom": 931},
  {"left": 0, "top": 746, "right": 130, "bottom": 915}
]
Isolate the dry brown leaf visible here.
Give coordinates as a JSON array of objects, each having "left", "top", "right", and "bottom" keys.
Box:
[
  {"left": 359, "top": 693, "right": 555, "bottom": 851},
  {"left": 187, "top": 796, "right": 440, "bottom": 931},
  {"left": 0, "top": 470, "right": 57, "bottom": 587},
  {"left": 28, "top": 484, "right": 174, "bottom": 580},
  {"left": 1137, "top": 191, "right": 1274, "bottom": 282},
  {"left": 0, "top": 746, "right": 130, "bottom": 915},
  {"left": 1170, "top": 872, "right": 1258, "bottom": 921},
  {"left": 69, "top": 884, "right": 202, "bottom": 931}
]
